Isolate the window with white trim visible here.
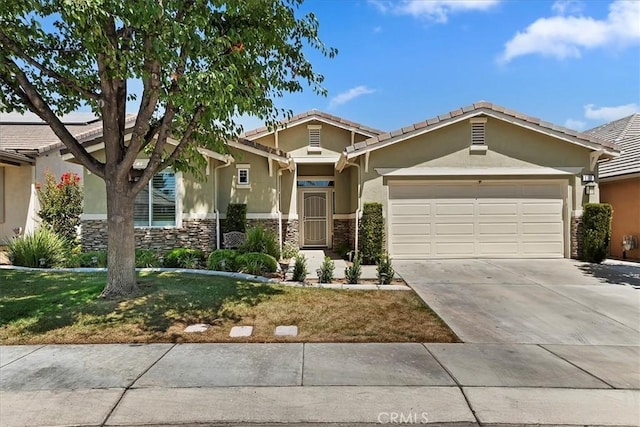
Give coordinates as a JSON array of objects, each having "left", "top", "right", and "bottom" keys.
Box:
[
  {"left": 236, "top": 164, "right": 250, "bottom": 188},
  {"left": 308, "top": 125, "right": 322, "bottom": 151},
  {"left": 134, "top": 169, "right": 176, "bottom": 227},
  {"left": 470, "top": 117, "right": 487, "bottom": 145}
]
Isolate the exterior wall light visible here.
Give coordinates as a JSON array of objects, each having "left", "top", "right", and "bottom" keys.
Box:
[
  {"left": 584, "top": 184, "right": 596, "bottom": 196},
  {"left": 582, "top": 174, "right": 595, "bottom": 184}
]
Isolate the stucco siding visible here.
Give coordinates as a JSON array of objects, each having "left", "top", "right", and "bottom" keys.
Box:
[
  {"left": 600, "top": 176, "right": 640, "bottom": 260},
  {"left": 35, "top": 151, "right": 83, "bottom": 185},
  {"left": 182, "top": 170, "right": 214, "bottom": 216},
  {"left": 277, "top": 120, "right": 353, "bottom": 154}
]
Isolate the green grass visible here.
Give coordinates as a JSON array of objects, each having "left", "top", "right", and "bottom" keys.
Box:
[{"left": 0, "top": 270, "right": 458, "bottom": 344}]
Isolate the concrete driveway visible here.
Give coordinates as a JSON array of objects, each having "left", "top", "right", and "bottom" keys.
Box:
[{"left": 395, "top": 259, "right": 640, "bottom": 345}]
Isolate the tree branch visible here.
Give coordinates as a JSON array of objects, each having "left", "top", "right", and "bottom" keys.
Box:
[
  {"left": 0, "top": 31, "right": 101, "bottom": 101},
  {"left": 0, "top": 59, "right": 105, "bottom": 178}
]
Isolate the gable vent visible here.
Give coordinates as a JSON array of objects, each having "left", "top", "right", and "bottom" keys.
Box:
[
  {"left": 308, "top": 125, "right": 321, "bottom": 149},
  {"left": 470, "top": 118, "right": 487, "bottom": 145}
]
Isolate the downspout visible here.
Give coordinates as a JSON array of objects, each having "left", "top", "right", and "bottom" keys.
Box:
[
  {"left": 345, "top": 158, "right": 362, "bottom": 257},
  {"left": 214, "top": 155, "right": 233, "bottom": 249}
]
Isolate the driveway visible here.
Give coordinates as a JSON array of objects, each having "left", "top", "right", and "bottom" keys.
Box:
[{"left": 395, "top": 259, "right": 640, "bottom": 345}]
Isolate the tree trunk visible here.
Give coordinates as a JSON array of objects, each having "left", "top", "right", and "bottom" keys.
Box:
[{"left": 100, "top": 184, "right": 137, "bottom": 298}]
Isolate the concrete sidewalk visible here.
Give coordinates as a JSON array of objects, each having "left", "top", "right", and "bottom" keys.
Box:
[{"left": 1, "top": 342, "right": 638, "bottom": 426}]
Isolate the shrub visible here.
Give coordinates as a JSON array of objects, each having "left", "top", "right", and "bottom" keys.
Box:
[
  {"left": 344, "top": 255, "right": 362, "bottom": 284},
  {"left": 207, "top": 249, "right": 239, "bottom": 271},
  {"left": 236, "top": 252, "right": 278, "bottom": 275},
  {"left": 335, "top": 241, "right": 352, "bottom": 259},
  {"left": 68, "top": 250, "right": 108, "bottom": 268},
  {"left": 37, "top": 171, "right": 83, "bottom": 244},
  {"left": 317, "top": 256, "right": 335, "bottom": 283},
  {"left": 292, "top": 254, "right": 308, "bottom": 282},
  {"left": 135, "top": 249, "right": 161, "bottom": 268},
  {"left": 281, "top": 241, "right": 299, "bottom": 260},
  {"left": 226, "top": 203, "right": 247, "bottom": 232},
  {"left": 7, "top": 227, "right": 66, "bottom": 268},
  {"left": 241, "top": 225, "right": 280, "bottom": 260},
  {"left": 376, "top": 253, "right": 394, "bottom": 285},
  {"left": 582, "top": 203, "right": 613, "bottom": 263},
  {"left": 164, "top": 248, "right": 205, "bottom": 268},
  {"left": 359, "top": 203, "right": 384, "bottom": 264}
]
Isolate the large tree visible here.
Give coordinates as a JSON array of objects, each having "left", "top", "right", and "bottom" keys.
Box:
[{"left": 0, "top": 0, "right": 335, "bottom": 297}]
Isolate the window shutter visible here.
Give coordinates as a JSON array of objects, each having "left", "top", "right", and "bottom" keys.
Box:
[{"left": 309, "top": 128, "right": 321, "bottom": 148}]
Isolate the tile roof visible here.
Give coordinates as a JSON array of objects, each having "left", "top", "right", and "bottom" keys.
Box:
[
  {"left": 240, "top": 110, "right": 384, "bottom": 139},
  {"left": 0, "top": 112, "right": 104, "bottom": 154},
  {"left": 587, "top": 113, "right": 640, "bottom": 178},
  {"left": 233, "top": 138, "right": 289, "bottom": 160},
  {"left": 0, "top": 149, "right": 35, "bottom": 165},
  {"left": 343, "top": 101, "right": 619, "bottom": 156}
]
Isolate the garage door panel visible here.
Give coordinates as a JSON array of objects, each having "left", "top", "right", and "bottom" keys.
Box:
[
  {"left": 389, "top": 181, "right": 565, "bottom": 259},
  {"left": 436, "top": 223, "right": 474, "bottom": 235}
]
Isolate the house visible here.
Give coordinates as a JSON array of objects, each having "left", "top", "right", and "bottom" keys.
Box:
[
  {"left": 72, "top": 102, "right": 620, "bottom": 259},
  {"left": 587, "top": 114, "right": 640, "bottom": 261},
  {"left": 0, "top": 112, "right": 97, "bottom": 243}
]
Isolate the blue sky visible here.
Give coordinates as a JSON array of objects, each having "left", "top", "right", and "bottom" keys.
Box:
[{"left": 233, "top": 0, "right": 639, "bottom": 133}]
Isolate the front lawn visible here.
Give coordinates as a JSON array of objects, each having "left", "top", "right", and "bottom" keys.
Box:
[{"left": 0, "top": 270, "right": 457, "bottom": 344}]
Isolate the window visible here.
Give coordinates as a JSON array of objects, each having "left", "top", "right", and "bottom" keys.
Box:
[
  {"left": 134, "top": 169, "right": 176, "bottom": 227},
  {"left": 308, "top": 125, "right": 322, "bottom": 152},
  {"left": 236, "top": 164, "right": 250, "bottom": 188},
  {"left": 470, "top": 118, "right": 487, "bottom": 145}
]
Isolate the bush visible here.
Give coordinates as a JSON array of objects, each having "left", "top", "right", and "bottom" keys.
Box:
[
  {"left": 335, "top": 241, "right": 352, "bottom": 259},
  {"left": 359, "top": 203, "right": 384, "bottom": 264},
  {"left": 292, "top": 254, "right": 307, "bottom": 282},
  {"left": 281, "top": 241, "right": 299, "bottom": 260},
  {"left": 344, "top": 255, "right": 362, "bottom": 284},
  {"left": 582, "top": 203, "right": 613, "bottom": 263},
  {"left": 226, "top": 203, "right": 247, "bottom": 232},
  {"left": 164, "top": 248, "right": 205, "bottom": 268},
  {"left": 376, "top": 253, "right": 394, "bottom": 284},
  {"left": 37, "top": 171, "right": 83, "bottom": 244},
  {"left": 241, "top": 225, "right": 280, "bottom": 260},
  {"left": 7, "top": 227, "right": 66, "bottom": 268},
  {"left": 318, "top": 256, "right": 335, "bottom": 283},
  {"left": 68, "top": 250, "right": 108, "bottom": 268},
  {"left": 135, "top": 249, "right": 161, "bottom": 268},
  {"left": 236, "top": 252, "right": 278, "bottom": 275},
  {"left": 207, "top": 249, "right": 239, "bottom": 271}
]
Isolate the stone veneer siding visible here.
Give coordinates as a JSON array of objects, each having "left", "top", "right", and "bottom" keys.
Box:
[
  {"left": 333, "top": 218, "right": 356, "bottom": 250},
  {"left": 223, "top": 218, "right": 299, "bottom": 248},
  {"left": 570, "top": 216, "right": 583, "bottom": 259},
  {"left": 81, "top": 219, "right": 216, "bottom": 253}
]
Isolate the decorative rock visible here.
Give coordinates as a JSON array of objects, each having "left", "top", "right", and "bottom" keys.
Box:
[
  {"left": 184, "top": 323, "right": 210, "bottom": 333},
  {"left": 275, "top": 325, "right": 298, "bottom": 337},
  {"left": 229, "top": 326, "right": 254, "bottom": 337}
]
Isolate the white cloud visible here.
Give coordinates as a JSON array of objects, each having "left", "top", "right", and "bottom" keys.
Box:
[
  {"left": 369, "top": 0, "right": 500, "bottom": 23},
  {"left": 373, "top": 26, "right": 383, "bottom": 33},
  {"left": 584, "top": 103, "right": 640, "bottom": 121},
  {"left": 329, "top": 86, "right": 376, "bottom": 108},
  {"left": 551, "top": 0, "right": 584, "bottom": 15},
  {"left": 564, "top": 118, "right": 587, "bottom": 131},
  {"left": 499, "top": 0, "right": 640, "bottom": 63}
]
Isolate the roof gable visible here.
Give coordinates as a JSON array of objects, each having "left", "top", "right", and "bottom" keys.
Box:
[
  {"left": 241, "top": 110, "right": 384, "bottom": 140},
  {"left": 587, "top": 113, "right": 640, "bottom": 178},
  {"left": 342, "top": 102, "right": 620, "bottom": 163}
]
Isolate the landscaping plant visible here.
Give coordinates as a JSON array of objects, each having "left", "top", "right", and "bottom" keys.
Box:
[
  {"left": 359, "top": 203, "right": 384, "bottom": 264},
  {"left": 207, "top": 249, "right": 239, "bottom": 272},
  {"left": 292, "top": 254, "right": 308, "bottom": 282},
  {"left": 67, "top": 250, "right": 108, "bottom": 268},
  {"left": 163, "top": 248, "right": 205, "bottom": 268},
  {"left": 376, "top": 253, "right": 394, "bottom": 285},
  {"left": 7, "top": 227, "right": 66, "bottom": 268},
  {"left": 236, "top": 252, "right": 278, "bottom": 275},
  {"left": 281, "top": 241, "right": 299, "bottom": 261},
  {"left": 135, "top": 249, "right": 161, "bottom": 268},
  {"left": 344, "top": 255, "right": 362, "bottom": 284},
  {"left": 241, "top": 225, "right": 281, "bottom": 260},
  {"left": 37, "top": 171, "right": 83, "bottom": 244},
  {"left": 318, "top": 256, "right": 335, "bottom": 283},
  {"left": 582, "top": 203, "right": 613, "bottom": 263},
  {"left": 226, "top": 203, "right": 247, "bottom": 233}
]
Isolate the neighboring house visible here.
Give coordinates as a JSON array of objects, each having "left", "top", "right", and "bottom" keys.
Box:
[
  {"left": 0, "top": 112, "right": 98, "bottom": 243},
  {"left": 72, "top": 102, "right": 620, "bottom": 259},
  {"left": 587, "top": 114, "right": 640, "bottom": 261}
]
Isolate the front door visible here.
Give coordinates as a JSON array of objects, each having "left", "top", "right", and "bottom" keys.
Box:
[{"left": 302, "top": 191, "right": 328, "bottom": 247}]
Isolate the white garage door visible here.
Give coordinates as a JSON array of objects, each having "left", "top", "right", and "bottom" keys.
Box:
[{"left": 389, "top": 181, "right": 565, "bottom": 259}]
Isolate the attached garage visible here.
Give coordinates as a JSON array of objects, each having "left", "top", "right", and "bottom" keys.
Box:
[{"left": 388, "top": 181, "right": 565, "bottom": 259}]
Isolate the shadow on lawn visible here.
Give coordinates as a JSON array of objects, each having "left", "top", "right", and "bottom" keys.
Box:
[{"left": 0, "top": 270, "right": 283, "bottom": 337}]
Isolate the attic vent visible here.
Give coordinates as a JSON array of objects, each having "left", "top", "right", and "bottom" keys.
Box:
[
  {"left": 308, "top": 125, "right": 321, "bottom": 151},
  {"left": 470, "top": 118, "right": 487, "bottom": 145}
]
